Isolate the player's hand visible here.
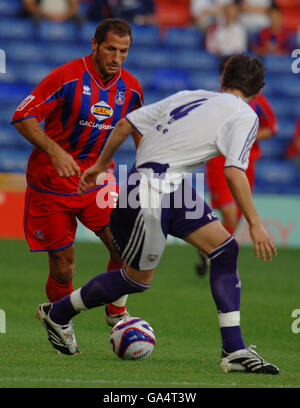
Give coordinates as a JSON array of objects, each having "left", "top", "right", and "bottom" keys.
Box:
[
  {"left": 249, "top": 223, "right": 277, "bottom": 261},
  {"left": 49, "top": 145, "right": 81, "bottom": 178},
  {"left": 78, "top": 165, "right": 104, "bottom": 196}
]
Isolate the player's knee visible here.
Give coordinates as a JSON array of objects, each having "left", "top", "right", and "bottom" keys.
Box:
[
  {"left": 208, "top": 237, "right": 239, "bottom": 272},
  {"left": 48, "top": 251, "right": 75, "bottom": 283}
]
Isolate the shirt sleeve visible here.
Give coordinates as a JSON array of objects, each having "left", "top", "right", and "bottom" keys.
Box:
[
  {"left": 217, "top": 109, "right": 259, "bottom": 171},
  {"left": 11, "top": 66, "right": 67, "bottom": 124}
]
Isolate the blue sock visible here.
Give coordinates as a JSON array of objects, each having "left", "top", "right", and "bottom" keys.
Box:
[
  {"left": 50, "top": 268, "right": 150, "bottom": 325},
  {"left": 208, "top": 237, "right": 246, "bottom": 353}
]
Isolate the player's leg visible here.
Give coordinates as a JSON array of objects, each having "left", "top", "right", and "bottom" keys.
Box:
[
  {"left": 184, "top": 221, "right": 279, "bottom": 374},
  {"left": 23, "top": 186, "right": 77, "bottom": 302},
  {"left": 97, "top": 225, "right": 130, "bottom": 324},
  {"left": 78, "top": 183, "right": 130, "bottom": 324},
  {"left": 47, "top": 245, "right": 75, "bottom": 301},
  {"left": 184, "top": 220, "right": 247, "bottom": 353}
]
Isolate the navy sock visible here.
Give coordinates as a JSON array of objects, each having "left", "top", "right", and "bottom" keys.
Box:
[
  {"left": 50, "top": 268, "right": 150, "bottom": 325},
  {"left": 208, "top": 237, "right": 246, "bottom": 353}
]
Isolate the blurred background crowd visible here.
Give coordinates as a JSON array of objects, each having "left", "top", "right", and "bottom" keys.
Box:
[{"left": 0, "top": 0, "right": 300, "bottom": 197}]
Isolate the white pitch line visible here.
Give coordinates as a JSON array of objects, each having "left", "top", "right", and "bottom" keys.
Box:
[{"left": 0, "top": 377, "right": 298, "bottom": 388}]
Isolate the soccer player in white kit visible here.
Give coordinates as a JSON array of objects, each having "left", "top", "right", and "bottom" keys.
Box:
[{"left": 36, "top": 54, "right": 279, "bottom": 374}]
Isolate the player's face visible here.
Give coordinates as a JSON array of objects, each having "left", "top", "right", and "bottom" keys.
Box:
[{"left": 92, "top": 31, "right": 131, "bottom": 82}]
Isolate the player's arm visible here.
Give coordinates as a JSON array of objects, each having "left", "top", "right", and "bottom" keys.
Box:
[
  {"left": 78, "top": 118, "right": 134, "bottom": 195},
  {"left": 13, "top": 117, "right": 80, "bottom": 178},
  {"left": 224, "top": 166, "right": 276, "bottom": 261}
]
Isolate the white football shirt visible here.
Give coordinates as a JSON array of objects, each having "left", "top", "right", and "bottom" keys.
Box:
[{"left": 126, "top": 90, "right": 258, "bottom": 191}]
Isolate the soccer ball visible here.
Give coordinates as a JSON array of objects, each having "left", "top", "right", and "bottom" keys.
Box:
[{"left": 110, "top": 317, "right": 155, "bottom": 360}]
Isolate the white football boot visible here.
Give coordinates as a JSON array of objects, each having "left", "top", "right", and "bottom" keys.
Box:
[{"left": 35, "top": 303, "right": 80, "bottom": 355}]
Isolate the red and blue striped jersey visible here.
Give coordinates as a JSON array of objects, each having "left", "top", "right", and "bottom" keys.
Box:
[{"left": 12, "top": 54, "right": 143, "bottom": 194}]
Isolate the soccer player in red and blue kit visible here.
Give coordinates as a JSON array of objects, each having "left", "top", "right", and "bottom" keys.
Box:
[{"left": 12, "top": 18, "right": 143, "bottom": 333}]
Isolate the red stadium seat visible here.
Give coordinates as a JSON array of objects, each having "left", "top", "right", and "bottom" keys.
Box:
[{"left": 154, "top": 0, "right": 192, "bottom": 27}]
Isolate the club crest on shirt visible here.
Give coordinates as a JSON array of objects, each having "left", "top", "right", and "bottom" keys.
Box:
[
  {"left": 91, "top": 101, "right": 113, "bottom": 121},
  {"left": 115, "top": 90, "right": 125, "bottom": 105}
]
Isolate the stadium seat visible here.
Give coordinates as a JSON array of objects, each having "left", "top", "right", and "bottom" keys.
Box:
[
  {"left": 276, "top": 118, "right": 297, "bottom": 140},
  {"left": 0, "top": 103, "right": 19, "bottom": 123},
  {"left": 0, "top": 82, "right": 32, "bottom": 103},
  {"left": 175, "top": 50, "right": 219, "bottom": 71},
  {"left": 152, "top": 68, "right": 190, "bottom": 91},
  {"left": 0, "top": 18, "right": 34, "bottom": 40},
  {"left": 47, "top": 43, "right": 88, "bottom": 65},
  {"left": 129, "top": 46, "right": 173, "bottom": 68},
  {"left": 0, "top": 126, "right": 32, "bottom": 151},
  {"left": 0, "top": 0, "right": 22, "bottom": 17},
  {"left": 190, "top": 72, "right": 219, "bottom": 91},
  {"left": 163, "top": 27, "right": 203, "bottom": 49},
  {"left": 267, "top": 96, "right": 294, "bottom": 118},
  {"left": 259, "top": 138, "right": 289, "bottom": 159},
  {"left": 37, "top": 20, "right": 77, "bottom": 42},
  {"left": 264, "top": 54, "right": 293, "bottom": 75},
  {"left": 14, "top": 63, "right": 52, "bottom": 85},
  {"left": 0, "top": 127, "right": 20, "bottom": 148},
  {"left": 122, "top": 66, "right": 154, "bottom": 90},
  {"left": 5, "top": 42, "right": 47, "bottom": 64},
  {"left": 255, "top": 159, "right": 297, "bottom": 187},
  {"left": 131, "top": 24, "right": 161, "bottom": 46},
  {"left": 0, "top": 149, "right": 29, "bottom": 173},
  {"left": 272, "top": 77, "right": 300, "bottom": 98},
  {"left": 143, "top": 90, "right": 163, "bottom": 105},
  {"left": 79, "top": 21, "right": 98, "bottom": 44}
]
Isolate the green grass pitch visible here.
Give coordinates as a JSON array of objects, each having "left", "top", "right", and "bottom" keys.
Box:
[{"left": 0, "top": 239, "right": 299, "bottom": 388}]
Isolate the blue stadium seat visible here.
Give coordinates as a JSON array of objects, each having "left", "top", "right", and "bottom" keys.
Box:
[
  {"left": 0, "top": 82, "right": 32, "bottom": 103},
  {"left": 272, "top": 76, "right": 300, "bottom": 98},
  {"left": 0, "top": 149, "right": 29, "bottom": 173},
  {"left": 5, "top": 42, "right": 47, "bottom": 64},
  {"left": 129, "top": 46, "right": 172, "bottom": 68},
  {"left": 267, "top": 96, "right": 294, "bottom": 118},
  {"left": 175, "top": 50, "right": 218, "bottom": 71},
  {"left": 14, "top": 63, "right": 52, "bottom": 85},
  {"left": 259, "top": 138, "right": 289, "bottom": 159},
  {"left": 143, "top": 90, "right": 163, "bottom": 105},
  {"left": 0, "top": 103, "right": 19, "bottom": 123},
  {"left": 276, "top": 118, "right": 296, "bottom": 140},
  {"left": 0, "top": 0, "right": 22, "bottom": 17},
  {"left": 0, "top": 18, "right": 34, "bottom": 40},
  {"left": 0, "top": 126, "right": 32, "bottom": 151},
  {"left": 0, "top": 66, "right": 18, "bottom": 84},
  {"left": 79, "top": 21, "right": 98, "bottom": 44},
  {"left": 152, "top": 68, "right": 190, "bottom": 91},
  {"left": 37, "top": 20, "right": 77, "bottom": 42},
  {"left": 47, "top": 43, "right": 88, "bottom": 65},
  {"left": 118, "top": 135, "right": 136, "bottom": 153},
  {"left": 190, "top": 72, "right": 219, "bottom": 91},
  {"left": 122, "top": 66, "right": 154, "bottom": 90},
  {"left": 164, "top": 27, "right": 203, "bottom": 49},
  {"left": 131, "top": 24, "right": 160, "bottom": 46},
  {"left": 264, "top": 54, "right": 293, "bottom": 75},
  {"left": 255, "top": 159, "right": 297, "bottom": 187},
  {"left": 0, "top": 126, "right": 20, "bottom": 148}
]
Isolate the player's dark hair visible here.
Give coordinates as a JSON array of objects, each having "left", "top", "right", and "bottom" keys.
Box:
[
  {"left": 94, "top": 18, "right": 132, "bottom": 44},
  {"left": 221, "top": 54, "right": 265, "bottom": 98}
]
